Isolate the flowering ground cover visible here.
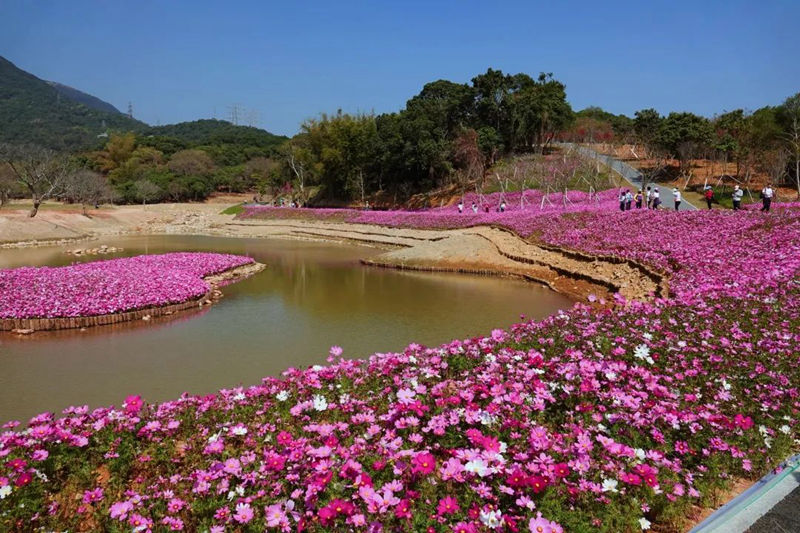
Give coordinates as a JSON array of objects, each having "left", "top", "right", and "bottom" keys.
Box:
[
  {"left": 0, "top": 253, "right": 254, "bottom": 319},
  {"left": 238, "top": 189, "right": 621, "bottom": 232},
  {"left": 1, "top": 196, "right": 799, "bottom": 532}
]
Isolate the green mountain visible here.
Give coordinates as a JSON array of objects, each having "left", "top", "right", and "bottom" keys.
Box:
[
  {"left": 144, "top": 119, "right": 286, "bottom": 148},
  {"left": 0, "top": 55, "right": 146, "bottom": 150},
  {"left": 46, "top": 81, "right": 122, "bottom": 114},
  {"left": 0, "top": 56, "right": 288, "bottom": 157}
]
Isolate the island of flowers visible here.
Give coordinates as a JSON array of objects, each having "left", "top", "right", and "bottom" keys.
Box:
[
  {"left": 0, "top": 252, "right": 255, "bottom": 323},
  {"left": 1, "top": 194, "right": 799, "bottom": 532}
]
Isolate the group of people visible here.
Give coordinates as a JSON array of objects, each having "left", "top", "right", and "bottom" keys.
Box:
[
  {"left": 457, "top": 200, "right": 506, "bottom": 214},
  {"left": 618, "top": 184, "right": 776, "bottom": 213},
  {"left": 453, "top": 185, "right": 777, "bottom": 215},
  {"left": 618, "top": 187, "right": 664, "bottom": 210}
]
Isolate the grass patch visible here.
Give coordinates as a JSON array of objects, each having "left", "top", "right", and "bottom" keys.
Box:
[{"left": 220, "top": 203, "right": 245, "bottom": 215}]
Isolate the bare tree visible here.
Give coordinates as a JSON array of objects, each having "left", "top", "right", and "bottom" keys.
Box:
[
  {"left": 0, "top": 162, "right": 18, "bottom": 209},
  {"left": 287, "top": 150, "right": 310, "bottom": 205},
  {"left": 65, "top": 169, "right": 112, "bottom": 216},
  {"left": 639, "top": 148, "right": 670, "bottom": 196},
  {"left": 452, "top": 129, "right": 486, "bottom": 201},
  {"left": 0, "top": 144, "right": 70, "bottom": 217},
  {"left": 780, "top": 95, "right": 800, "bottom": 198},
  {"left": 759, "top": 148, "right": 790, "bottom": 191},
  {"left": 133, "top": 179, "right": 162, "bottom": 206}
]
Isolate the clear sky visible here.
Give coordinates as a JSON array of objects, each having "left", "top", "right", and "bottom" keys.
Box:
[{"left": 1, "top": 0, "right": 798, "bottom": 136}]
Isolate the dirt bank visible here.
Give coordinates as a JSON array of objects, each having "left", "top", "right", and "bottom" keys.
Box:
[{"left": 0, "top": 203, "right": 666, "bottom": 303}]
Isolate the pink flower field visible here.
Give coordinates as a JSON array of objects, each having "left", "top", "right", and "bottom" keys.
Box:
[
  {"left": 0, "top": 253, "right": 255, "bottom": 319},
  {"left": 1, "top": 194, "right": 799, "bottom": 532}
]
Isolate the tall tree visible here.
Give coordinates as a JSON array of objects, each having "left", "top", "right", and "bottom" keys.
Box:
[
  {"left": 633, "top": 109, "right": 663, "bottom": 157},
  {"left": 0, "top": 143, "right": 70, "bottom": 217},
  {"left": 657, "top": 112, "right": 713, "bottom": 177},
  {"left": 777, "top": 93, "right": 800, "bottom": 197},
  {"left": 64, "top": 169, "right": 112, "bottom": 216}
]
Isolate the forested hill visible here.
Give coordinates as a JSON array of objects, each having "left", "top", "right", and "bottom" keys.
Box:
[
  {"left": 46, "top": 81, "right": 122, "bottom": 114},
  {"left": 0, "top": 55, "right": 146, "bottom": 150},
  {"left": 144, "top": 119, "right": 287, "bottom": 148}
]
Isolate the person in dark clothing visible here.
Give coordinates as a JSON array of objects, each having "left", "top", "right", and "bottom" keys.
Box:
[
  {"left": 704, "top": 186, "right": 714, "bottom": 209},
  {"left": 761, "top": 186, "right": 774, "bottom": 212}
]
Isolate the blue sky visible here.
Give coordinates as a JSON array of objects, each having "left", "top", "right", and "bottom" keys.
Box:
[{"left": 1, "top": 0, "right": 798, "bottom": 136}]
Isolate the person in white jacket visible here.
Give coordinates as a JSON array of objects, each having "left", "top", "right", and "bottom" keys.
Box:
[
  {"left": 732, "top": 185, "right": 744, "bottom": 211},
  {"left": 760, "top": 185, "right": 774, "bottom": 212},
  {"left": 672, "top": 188, "right": 682, "bottom": 211}
]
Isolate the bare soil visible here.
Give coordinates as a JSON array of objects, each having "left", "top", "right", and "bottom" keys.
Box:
[{"left": 0, "top": 200, "right": 665, "bottom": 304}]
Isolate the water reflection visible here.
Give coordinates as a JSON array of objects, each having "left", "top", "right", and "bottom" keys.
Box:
[{"left": 0, "top": 235, "right": 573, "bottom": 423}]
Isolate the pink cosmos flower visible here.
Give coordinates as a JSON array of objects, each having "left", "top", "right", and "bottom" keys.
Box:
[
  {"left": 233, "top": 502, "right": 254, "bottom": 524},
  {"left": 412, "top": 452, "right": 436, "bottom": 475},
  {"left": 437, "top": 496, "right": 460, "bottom": 515},
  {"left": 109, "top": 500, "right": 133, "bottom": 520}
]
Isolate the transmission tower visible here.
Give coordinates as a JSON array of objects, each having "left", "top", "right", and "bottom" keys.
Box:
[
  {"left": 127, "top": 102, "right": 134, "bottom": 119},
  {"left": 227, "top": 103, "right": 243, "bottom": 125}
]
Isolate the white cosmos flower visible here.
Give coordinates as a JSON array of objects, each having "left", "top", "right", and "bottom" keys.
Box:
[
  {"left": 601, "top": 478, "right": 619, "bottom": 493},
  {"left": 639, "top": 517, "right": 651, "bottom": 530},
  {"left": 480, "top": 509, "right": 503, "bottom": 528},
  {"left": 0, "top": 485, "right": 11, "bottom": 499},
  {"left": 276, "top": 390, "right": 289, "bottom": 402},
  {"left": 312, "top": 395, "right": 328, "bottom": 411},
  {"left": 465, "top": 459, "right": 489, "bottom": 477},
  {"left": 634, "top": 344, "right": 649, "bottom": 357}
]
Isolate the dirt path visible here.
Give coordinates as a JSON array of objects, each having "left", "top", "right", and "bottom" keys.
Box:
[{"left": 0, "top": 203, "right": 667, "bottom": 303}]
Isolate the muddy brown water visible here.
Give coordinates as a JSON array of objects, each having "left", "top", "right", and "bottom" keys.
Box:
[{"left": 0, "top": 235, "right": 573, "bottom": 424}]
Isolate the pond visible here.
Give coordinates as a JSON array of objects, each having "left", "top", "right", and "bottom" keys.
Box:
[{"left": 0, "top": 235, "right": 573, "bottom": 423}]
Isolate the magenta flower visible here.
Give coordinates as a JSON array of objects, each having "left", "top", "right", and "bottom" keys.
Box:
[
  {"left": 437, "top": 495, "right": 460, "bottom": 515},
  {"left": 412, "top": 452, "right": 436, "bottom": 475}
]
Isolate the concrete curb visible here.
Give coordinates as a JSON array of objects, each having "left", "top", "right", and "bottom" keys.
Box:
[{"left": 690, "top": 454, "right": 800, "bottom": 533}]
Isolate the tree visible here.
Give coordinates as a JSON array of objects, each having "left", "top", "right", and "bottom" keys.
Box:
[
  {"left": 657, "top": 112, "right": 713, "bottom": 178},
  {"left": 451, "top": 129, "right": 486, "bottom": 195},
  {"left": 64, "top": 169, "right": 112, "bottom": 216},
  {"left": 167, "top": 149, "right": 216, "bottom": 177},
  {"left": 777, "top": 93, "right": 800, "bottom": 197},
  {"left": 632, "top": 109, "right": 663, "bottom": 158},
  {"left": 0, "top": 162, "right": 19, "bottom": 208},
  {"left": 133, "top": 179, "right": 162, "bottom": 206},
  {"left": 0, "top": 143, "right": 70, "bottom": 217}
]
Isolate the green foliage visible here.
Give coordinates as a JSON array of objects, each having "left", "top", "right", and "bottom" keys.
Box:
[
  {"left": 657, "top": 112, "right": 713, "bottom": 154},
  {"left": 0, "top": 56, "right": 145, "bottom": 150},
  {"left": 283, "top": 68, "right": 574, "bottom": 204}
]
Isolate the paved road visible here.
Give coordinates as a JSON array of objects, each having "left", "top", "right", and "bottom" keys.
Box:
[
  {"left": 746, "top": 476, "right": 800, "bottom": 533},
  {"left": 565, "top": 144, "right": 698, "bottom": 211}
]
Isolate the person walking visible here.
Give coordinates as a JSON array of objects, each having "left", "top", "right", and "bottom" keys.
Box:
[
  {"left": 500, "top": 200, "right": 506, "bottom": 213},
  {"left": 645, "top": 187, "right": 652, "bottom": 209},
  {"left": 652, "top": 189, "right": 661, "bottom": 209},
  {"left": 471, "top": 202, "right": 478, "bottom": 214},
  {"left": 619, "top": 190, "right": 626, "bottom": 212},
  {"left": 625, "top": 190, "right": 633, "bottom": 211},
  {"left": 457, "top": 200, "right": 464, "bottom": 213},
  {"left": 732, "top": 185, "right": 744, "bottom": 211},
  {"left": 760, "top": 185, "right": 774, "bottom": 212},
  {"left": 635, "top": 190, "right": 643, "bottom": 209},
  {"left": 672, "top": 188, "right": 682, "bottom": 211},
  {"left": 703, "top": 186, "right": 714, "bottom": 209}
]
